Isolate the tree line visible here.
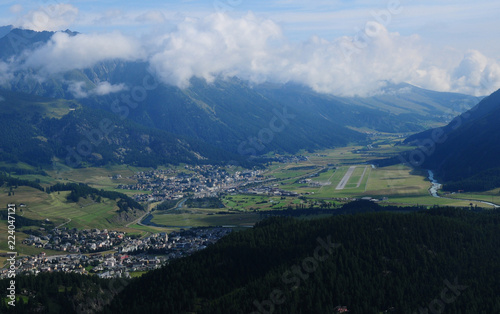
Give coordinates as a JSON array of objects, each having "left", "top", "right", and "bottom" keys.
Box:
[
  {"left": 47, "top": 183, "right": 144, "bottom": 212},
  {"left": 0, "top": 173, "right": 44, "bottom": 192}
]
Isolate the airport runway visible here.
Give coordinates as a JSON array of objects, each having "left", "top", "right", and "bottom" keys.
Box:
[{"left": 336, "top": 166, "right": 356, "bottom": 190}]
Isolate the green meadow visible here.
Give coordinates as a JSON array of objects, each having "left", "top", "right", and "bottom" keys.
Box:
[
  {"left": 1, "top": 132, "right": 497, "bottom": 261},
  {"left": 151, "top": 211, "right": 261, "bottom": 229}
]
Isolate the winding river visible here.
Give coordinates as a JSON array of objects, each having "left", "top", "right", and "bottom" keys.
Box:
[
  {"left": 427, "top": 170, "right": 500, "bottom": 208},
  {"left": 428, "top": 170, "right": 442, "bottom": 198}
]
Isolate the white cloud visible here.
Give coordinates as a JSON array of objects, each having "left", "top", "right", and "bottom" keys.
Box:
[
  {"left": 92, "top": 9, "right": 127, "bottom": 25},
  {"left": 14, "top": 4, "right": 78, "bottom": 31},
  {"left": 9, "top": 4, "right": 23, "bottom": 14},
  {"left": 68, "top": 81, "right": 128, "bottom": 98},
  {"left": 148, "top": 13, "right": 284, "bottom": 89},
  {"left": 448, "top": 50, "right": 500, "bottom": 95},
  {"left": 0, "top": 95, "right": 5, "bottom": 102},
  {"left": 67, "top": 81, "right": 88, "bottom": 98},
  {"left": 93, "top": 82, "right": 127, "bottom": 96},
  {"left": 146, "top": 13, "right": 500, "bottom": 96},
  {"left": 20, "top": 32, "right": 144, "bottom": 74},
  {"left": 136, "top": 11, "right": 166, "bottom": 24},
  {"left": 7, "top": 12, "right": 500, "bottom": 97},
  {"left": 0, "top": 61, "right": 13, "bottom": 84}
]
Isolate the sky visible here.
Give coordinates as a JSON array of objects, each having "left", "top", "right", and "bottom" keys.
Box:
[{"left": 1, "top": 0, "right": 500, "bottom": 96}]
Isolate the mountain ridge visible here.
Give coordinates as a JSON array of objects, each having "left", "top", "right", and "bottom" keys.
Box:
[
  {"left": 0, "top": 27, "right": 486, "bottom": 169},
  {"left": 405, "top": 88, "right": 500, "bottom": 190}
]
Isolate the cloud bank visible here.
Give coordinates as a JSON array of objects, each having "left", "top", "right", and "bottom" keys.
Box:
[
  {"left": 21, "top": 31, "right": 144, "bottom": 74},
  {"left": 147, "top": 13, "right": 500, "bottom": 96},
  {"left": 6, "top": 13, "right": 500, "bottom": 97},
  {"left": 14, "top": 4, "right": 78, "bottom": 32}
]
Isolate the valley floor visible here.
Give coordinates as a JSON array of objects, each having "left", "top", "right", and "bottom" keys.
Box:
[{"left": 1, "top": 132, "right": 499, "bottom": 272}]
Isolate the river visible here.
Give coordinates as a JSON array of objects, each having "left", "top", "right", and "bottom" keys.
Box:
[
  {"left": 427, "top": 170, "right": 500, "bottom": 208},
  {"left": 428, "top": 170, "right": 442, "bottom": 198}
]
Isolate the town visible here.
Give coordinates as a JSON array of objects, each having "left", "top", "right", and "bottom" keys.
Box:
[
  {"left": 1, "top": 227, "right": 232, "bottom": 279},
  {"left": 119, "top": 158, "right": 315, "bottom": 204},
  {"left": 119, "top": 165, "right": 266, "bottom": 202}
]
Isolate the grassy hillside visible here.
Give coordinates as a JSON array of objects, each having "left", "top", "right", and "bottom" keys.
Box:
[{"left": 0, "top": 89, "right": 81, "bottom": 119}]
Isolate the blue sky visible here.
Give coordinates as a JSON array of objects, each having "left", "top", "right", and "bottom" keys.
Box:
[
  {"left": 1, "top": 0, "right": 498, "bottom": 52},
  {"left": 1, "top": 0, "right": 500, "bottom": 96}
]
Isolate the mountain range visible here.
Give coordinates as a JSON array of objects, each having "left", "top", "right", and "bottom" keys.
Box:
[
  {"left": 406, "top": 88, "right": 500, "bottom": 191},
  {"left": 0, "top": 27, "right": 483, "bottom": 168}
]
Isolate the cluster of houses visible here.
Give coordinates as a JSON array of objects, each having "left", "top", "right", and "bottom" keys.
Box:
[
  {"left": 117, "top": 165, "right": 264, "bottom": 202},
  {"left": 2, "top": 227, "right": 232, "bottom": 279},
  {"left": 22, "top": 228, "right": 126, "bottom": 253},
  {"left": 0, "top": 251, "right": 164, "bottom": 279},
  {"left": 274, "top": 155, "right": 309, "bottom": 163}
]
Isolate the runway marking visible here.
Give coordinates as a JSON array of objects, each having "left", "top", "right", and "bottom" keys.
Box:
[
  {"left": 356, "top": 166, "right": 368, "bottom": 188},
  {"left": 335, "top": 166, "right": 356, "bottom": 190}
]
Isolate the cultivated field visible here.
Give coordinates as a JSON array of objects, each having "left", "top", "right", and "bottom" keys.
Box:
[
  {"left": 1, "top": 132, "right": 496, "bottom": 262},
  {"left": 151, "top": 210, "right": 261, "bottom": 229}
]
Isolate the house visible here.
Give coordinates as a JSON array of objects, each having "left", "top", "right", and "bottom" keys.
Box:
[{"left": 334, "top": 306, "right": 349, "bottom": 313}]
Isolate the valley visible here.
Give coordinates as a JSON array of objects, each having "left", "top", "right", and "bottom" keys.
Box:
[
  {"left": 0, "top": 21, "right": 499, "bottom": 313},
  {"left": 2, "top": 132, "right": 498, "bottom": 272}
]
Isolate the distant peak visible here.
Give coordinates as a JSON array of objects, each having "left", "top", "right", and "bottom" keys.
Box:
[{"left": 0, "top": 25, "right": 13, "bottom": 39}]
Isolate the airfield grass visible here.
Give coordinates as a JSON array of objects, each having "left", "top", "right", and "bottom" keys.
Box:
[
  {"left": 305, "top": 165, "right": 370, "bottom": 198},
  {"left": 268, "top": 165, "right": 319, "bottom": 180},
  {"left": 307, "top": 146, "right": 366, "bottom": 166},
  {"left": 364, "top": 165, "right": 427, "bottom": 197},
  {"left": 344, "top": 166, "right": 368, "bottom": 189},
  {"left": 314, "top": 168, "right": 336, "bottom": 182},
  {"left": 264, "top": 162, "right": 493, "bottom": 208}
]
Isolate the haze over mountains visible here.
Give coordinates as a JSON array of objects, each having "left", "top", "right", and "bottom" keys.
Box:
[
  {"left": 1, "top": 6, "right": 500, "bottom": 313},
  {"left": 0, "top": 27, "right": 485, "bottom": 169}
]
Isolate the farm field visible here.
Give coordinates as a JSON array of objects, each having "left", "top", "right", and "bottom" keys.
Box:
[
  {"left": 441, "top": 190, "right": 500, "bottom": 205},
  {"left": 46, "top": 164, "right": 149, "bottom": 196},
  {"left": 0, "top": 186, "right": 125, "bottom": 229},
  {"left": 2, "top": 132, "right": 497, "bottom": 261},
  {"left": 222, "top": 194, "right": 301, "bottom": 211},
  {"left": 150, "top": 211, "right": 261, "bottom": 229}
]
